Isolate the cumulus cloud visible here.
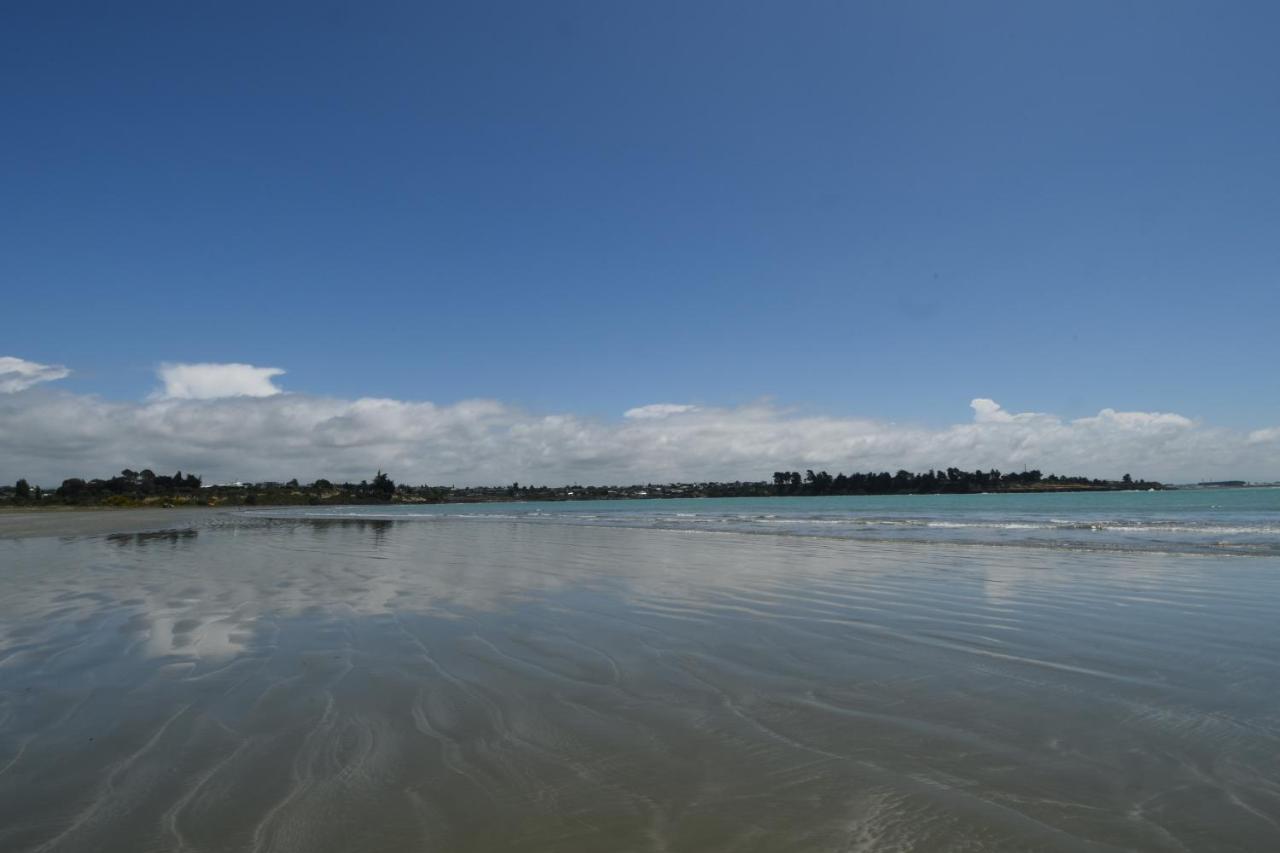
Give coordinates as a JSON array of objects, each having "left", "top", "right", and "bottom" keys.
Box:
[
  {"left": 154, "top": 362, "right": 286, "bottom": 400},
  {"left": 969, "top": 398, "right": 1012, "bottom": 423},
  {"left": 1, "top": 360, "right": 1277, "bottom": 485},
  {"left": 969, "top": 398, "right": 1061, "bottom": 425},
  {"left": 0, "top": 356, "right": 70, "bottom": 393}
]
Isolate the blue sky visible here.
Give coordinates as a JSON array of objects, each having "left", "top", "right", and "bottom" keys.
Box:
[{"left": 3, "top": 2, "right": 1280, "bottom": 483}]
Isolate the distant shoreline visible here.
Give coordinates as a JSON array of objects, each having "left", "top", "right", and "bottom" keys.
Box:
[
  {"left": 3, "top": 467, "right": 1168, "bottom": 513},
  {"left": 0, "top": 486, "right": 1163, "bottom": 539},
  {"left": 2, "top": 482, "right": 1161, "bottom": 514},
  {"left": 5, "top": 485, "right": 1277, "bottom": 542}
]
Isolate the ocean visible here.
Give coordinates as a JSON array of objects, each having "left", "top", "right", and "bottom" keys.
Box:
[
  {"left": 261, "top": 486, "right": 1280, "bottom": 556},
  {"left": 1, "top": 490, "right": 1278, "bottom": 850}
]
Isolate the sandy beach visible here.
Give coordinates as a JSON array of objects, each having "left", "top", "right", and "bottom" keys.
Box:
[
  {"left": 2, "top": 512, "right": 1279, "bottom": 851},
  {"left": 0, "top": 507, "right": 229, "bottom": 540}
]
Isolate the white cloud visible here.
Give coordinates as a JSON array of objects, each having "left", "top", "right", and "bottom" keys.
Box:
[
  {"left": 154, "top": 362, "right": 286, "bottom": 400},
  {"left": 1, "top": 361, "right": 1277, "bottom": 485},
  {"left": 969, "top": 398, "right": 1060, "bottom": 425},
  {"left": 970, "top": 398, "right": 1012, "bottom": 423},
  {"left": 1249, "top": 427, "right": 1280, "bottom": 444},
  {"left": 624, "top": 403, "right": 699, "bottom": 419},
  {"left": 0, "top": 356, "right": 70, "bottom": 393}
]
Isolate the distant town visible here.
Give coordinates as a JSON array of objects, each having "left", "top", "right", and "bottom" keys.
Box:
[{"left": 0, "top": 466, "right": 1194, "bottom": 509}]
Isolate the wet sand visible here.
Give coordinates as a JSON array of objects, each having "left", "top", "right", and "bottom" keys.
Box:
[
  {"left": 0, "top": 507, "right": 226, "bottom": 540},
  {"left": 1, "top": 516, "right": 1278, "bottom": 851}
]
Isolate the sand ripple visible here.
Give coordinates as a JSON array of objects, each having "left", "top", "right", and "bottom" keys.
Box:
[{"left": 1, "top": 519, "right": 1278, "bottom": 851}]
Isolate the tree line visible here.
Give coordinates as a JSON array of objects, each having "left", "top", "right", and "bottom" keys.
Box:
[
  {"left": 2, "top": 466, "right": 1162, "bottom": 508},
  {"left": 2, "top": 469, "right": 398, "bottom": 507},
  {"left": 770, "top": 468, "right": 1158, "bottom": 495}
]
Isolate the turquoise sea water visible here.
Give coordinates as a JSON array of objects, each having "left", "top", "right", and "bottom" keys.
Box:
[{"left": 256, "top": 487, "right": 1280, "bottom": 556}]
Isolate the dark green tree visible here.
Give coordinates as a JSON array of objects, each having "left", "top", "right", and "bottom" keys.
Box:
[
  {"left": 57, "top": 478, "right": 88, "bottom": 501},
  {"left": 371, "top": 470, "right": 395, "bottom": 499}
]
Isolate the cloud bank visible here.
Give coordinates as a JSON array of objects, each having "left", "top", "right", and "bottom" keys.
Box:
[{"left": 1, "top": 358, "right": 1277, "bottom": 486}]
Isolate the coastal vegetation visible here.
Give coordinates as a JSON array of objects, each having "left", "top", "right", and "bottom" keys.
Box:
[
  {"left": 769, "top": 468, "right": 1161, "bottom": 495},
  {"left": 1, "top": 467, "right": 1162, "bottom": 509}
]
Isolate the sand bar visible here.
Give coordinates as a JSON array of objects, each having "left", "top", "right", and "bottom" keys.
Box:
[{"left": 0, "top": 506, "right": 229, "bottom": 539}]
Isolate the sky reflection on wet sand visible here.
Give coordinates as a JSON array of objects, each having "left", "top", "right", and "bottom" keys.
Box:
[{"left": 2, "top": 517, "right": 1278, "bottom": 852}]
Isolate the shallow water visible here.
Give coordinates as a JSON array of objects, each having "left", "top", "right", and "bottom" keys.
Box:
[
  {"left": 259, "top": 486, "right": 1280, "bottom": 556},
  {"left": 2, "top": 516, "right": 1279, "bottom": 851}
]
